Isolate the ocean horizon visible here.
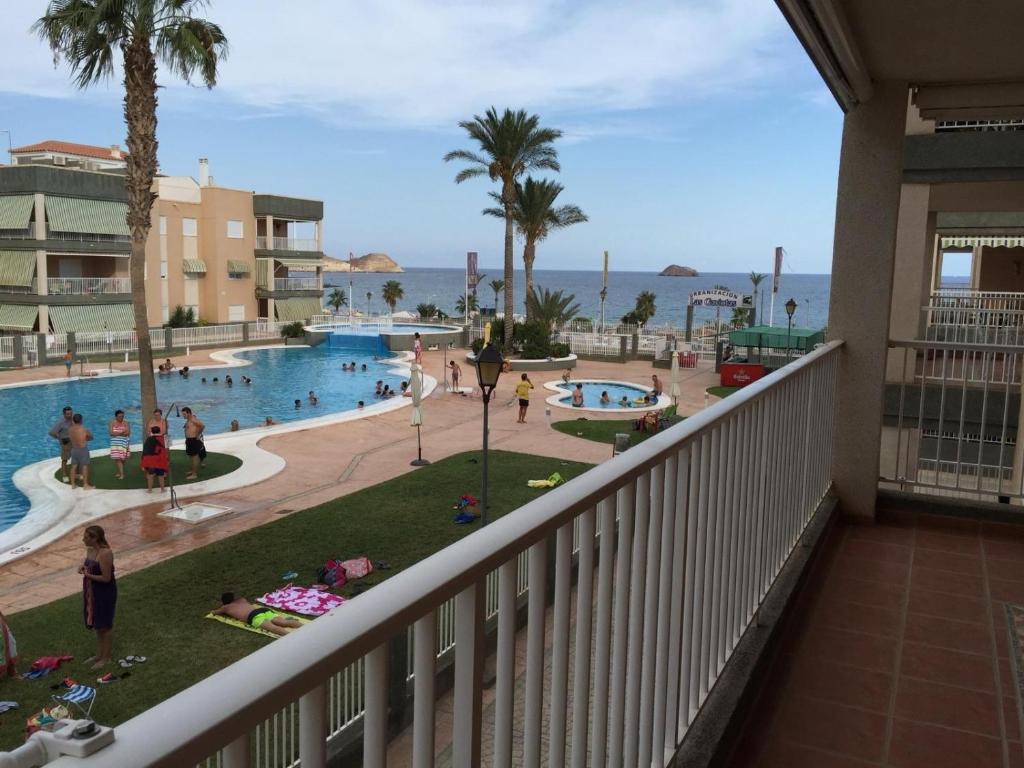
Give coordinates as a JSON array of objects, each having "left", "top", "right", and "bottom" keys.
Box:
[{"left": 324, "top": 267, "right": 832, "bottom": 330}]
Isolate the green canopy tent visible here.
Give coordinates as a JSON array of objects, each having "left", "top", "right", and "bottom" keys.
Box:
[{"left": 728, "top": 325, "right": 825, "bottom": 359}]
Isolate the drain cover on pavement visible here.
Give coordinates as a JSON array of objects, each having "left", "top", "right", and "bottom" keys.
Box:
[{"left": 159, "top": 502, "right": 232, "bottom": 524}]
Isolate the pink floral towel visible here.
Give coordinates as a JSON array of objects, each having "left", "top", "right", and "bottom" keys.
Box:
[{"left": 258, "top": 585, "right": 346, "bottom": 616}]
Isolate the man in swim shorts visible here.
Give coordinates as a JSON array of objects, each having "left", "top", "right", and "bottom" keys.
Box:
[
  {"left": 68, "top": 413, "right": 94, "bottom": 490},
  {"left": 48, "top": 406, "right": 75, "bottom": 482},
  {"left": 515, "top": 373, "right": 534, "bottom": 424},
  {"left": 214, "top": 593, "right": 302, "bottom": 637},
  {"left": 181, "top": 407, "right": 206, "bottom": 480}
]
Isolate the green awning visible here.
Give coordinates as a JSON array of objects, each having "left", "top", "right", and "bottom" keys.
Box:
[
  {"left": 0, "top": 303, "right": 37, "bottom": 331},
  {"left": 277, "top": 261, "right": 321, "bottom": 271},
  {"left": 255, "top": 259, "right": 269, "bottom": 289},
  {"left": 274, "top": 297, "right": 322, "bottom": 323},
  {"left": 227, "top": 260, "right": 251, "bottom": 274},
  {"left": 49, "top": 304, "right": 134, "bottom": 333},
  {"left": 45, "top": 197, "right": 129, "bottom": 236},
  {"left": 728, "top": 325, "right": 825, "bottom": 351},
  {"left": 183, "top": 259, "right": 207, "bottom": 274},
  {"left": 0, "top": 195, "right": 34, "bottom": 229},
  {"left": 0, "top": 251, "right": 36, "bottom": 286}
]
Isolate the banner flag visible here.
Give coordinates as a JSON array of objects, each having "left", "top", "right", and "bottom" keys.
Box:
[
  {"left": 772, "top": 247, "right": 783, "bottom": 294},
  {"left": 466, "top": 251, "right": 479, "bottom": 293},
  {"left": 602, "top": 250, "right": 609, "bottom": 289}
]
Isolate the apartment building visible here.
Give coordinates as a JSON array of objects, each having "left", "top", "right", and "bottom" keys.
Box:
[{"left": 0, "top": 141, "right": 324, "bottom": 334}]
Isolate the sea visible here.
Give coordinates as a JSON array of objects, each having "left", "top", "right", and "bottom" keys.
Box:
[{"left": 324, "top": 268, "right": 832, "bottom": 330}]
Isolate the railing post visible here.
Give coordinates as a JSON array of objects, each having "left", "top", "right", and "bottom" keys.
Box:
[
  {"left": 298, "top": 684, "right": 327, "bottom": 768},
  {"left": 164, "top": 326, "right": 173, "bottom": 352},
  {"left": 37, "top": 332, "right": 48, "bottom": 365},
  {"left": 388, "top": 629, "right": 409, "bottom": 729},
  {"left": 242, "top": 322, "right": 250, "bottom": 342},
  {"left": 453, "top": 581, "right": 485, "bottom": 768},
  {"left": 364, "top": 643, "right": 388, "bottom": 768},
  {"left": 619, "top": 335, "right": 628, "bottom": 362}
]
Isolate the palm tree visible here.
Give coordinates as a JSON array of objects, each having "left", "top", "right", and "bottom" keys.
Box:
[
  {"left": 485, "top": 178, "right": 587, "bottom": 319},
  {"left": 416, "top": 303, "right": 438, "bottom": 320},
  {"left": 455, "top": 294, "right": 478, "bottom": 318},
  {"left": 381, "top": 280, "right": 404, "bottom": 316},
  {"left": 36, "top": 0, "right": 227, "bottom": 419},
  {"left": 634, "top": 291, "right": 657, "bottom": 326},
  {"left": 444, "top": 107, "right": 562, "bottom": 347},
  {"left": 527, "top": 287, "right": 581, "bottom": 331},
  {"left": 749, "top": 272, "right": 767, "bottom": 325},
  {"left": 365, "top": 291, "right": 372, "bottom": 316},
  {"left": 488, "top": 278, "right": 505, "bottom": 312},
  {"left": 326, "top": 288, "right": 347, "bottom": 314}
]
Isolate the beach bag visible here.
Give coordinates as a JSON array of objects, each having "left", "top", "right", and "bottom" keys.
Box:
[
  {"left": 315, "top": 559, "right": 348, "bottom": 588},
  {"left": 341, "top": 557, "right": 373, "bottom": 580}
]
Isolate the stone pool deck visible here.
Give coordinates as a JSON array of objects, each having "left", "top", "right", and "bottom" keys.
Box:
[{"left": 0, "top": 349, "right": 718, "bottom": 614}]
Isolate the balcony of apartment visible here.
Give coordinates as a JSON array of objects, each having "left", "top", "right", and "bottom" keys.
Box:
[{"left": 254, "top": 235, "right": 319, "bottom": 252}]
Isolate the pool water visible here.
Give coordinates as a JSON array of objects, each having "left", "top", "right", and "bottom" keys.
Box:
[
  {"left": 553, "top": 381, "right": 653, "bottom": 408},
  {"left": 312, "top": 323, "right": 460, "bottom": 336},
  {"left": 0, "top": 345, "right": 410, "bottom": 532}
]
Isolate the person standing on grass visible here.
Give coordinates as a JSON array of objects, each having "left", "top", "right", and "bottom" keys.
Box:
[
  {"left": 181, "top": 407, "right": 206, "bottom": 480},
  {"left": 140, "top": 426, "right": 169, "bottom": 493},
  {"left": 516, "top": 373, "right": 534, "bottom": 424},
  {"left": 48, "top": 405, "right": 74, "bottom": 483},
  {"left": 413, "top": 332, "right": 423, "bottom": 364},
  {"left": 68, "top": 414, "right": 94, "bottom": 490},
  {"left": 79, "top": 525, "right": 116, "bottom": 670},
  {"left": 107, "top": 409, "right": 130, "bottom": 480}
]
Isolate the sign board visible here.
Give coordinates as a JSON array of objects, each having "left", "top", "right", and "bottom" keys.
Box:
[
  {"left": 689, "top": 289, "right": 740, "bottom": 308},
  {"left": 741, "top": 294, "right": 753, "bottom": 308}
]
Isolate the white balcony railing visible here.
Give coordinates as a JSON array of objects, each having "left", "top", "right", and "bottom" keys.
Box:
[
  {"left": 255, "top": 236, "right": 319, "bottom": 251},
  {"left": 0, "top": 279, "right": 37, "bottom": 294},
  {"left": 0, "top": 227, "right": 32, "bottom": 240},
  {"left": 47, "top": 277, "right": 131, "bottom": 296},
  {"left": 46, "top": 228, "right": 130, "bottom": 243},
  {"left": 273, "top": 277, "right": 322, "bottom": 291},
  {"left": 38, "top": 341, "right": 842, "bottom": 768}
]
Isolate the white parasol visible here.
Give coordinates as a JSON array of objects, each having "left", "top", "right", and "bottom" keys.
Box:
[
  {"left": 670, "top": 349, "right": 681, "bottom": 406},
  {"left": 410, "top": 363, "right": 423, "bottom": 426}
]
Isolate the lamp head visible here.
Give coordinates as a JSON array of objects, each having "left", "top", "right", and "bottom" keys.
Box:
[
  {"left": 475, "top": 343, "right": 504, "bottom": 396},
  {"left": 785, "top": 297, "right": 797, "bottom": 318}
]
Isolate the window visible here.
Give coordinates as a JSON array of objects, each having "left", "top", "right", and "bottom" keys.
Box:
[
  {"left": 226, "top": 220, "right": 243, "bottom": 239},
  {"left": 228, "top": 304, "right": 245, "bottom": 322},
  {"left": 159, "top": 216, "right": 166, "bottom": 235},
  {"left": 182, "top": 218, "right": 197, "bottom": 237}
]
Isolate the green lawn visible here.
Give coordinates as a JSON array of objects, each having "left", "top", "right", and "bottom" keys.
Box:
[
  {"left": 552, "top": 416, "right": 684, "bottom": 448},
  {"left": 52, "top": 450, "right": 242, "bottom": 490},
  {"left": 706, "top": 386, "right": 741, "bottom": 399},
  {"left": 1, "top": 450, "right": 592, "bottom": 749}
]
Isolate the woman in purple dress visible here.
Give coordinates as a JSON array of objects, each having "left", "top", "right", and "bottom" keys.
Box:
[{"left": 79, "top": 525, "right": 116, "bottom": 669}]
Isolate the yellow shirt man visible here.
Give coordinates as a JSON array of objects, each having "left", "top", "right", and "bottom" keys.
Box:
[{"left": 515, "top": 375, "right": 534, "bottom": 424}]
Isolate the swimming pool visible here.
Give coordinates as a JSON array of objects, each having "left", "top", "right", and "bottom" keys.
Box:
[
  {"left": 545, "top": 380, "right": 664, "bottom": 412},
  {"left": 308, "top": 323, "right": 461, "bottom": 336},
  {"left": 0, "top": 345, "right": 410, "bottom": 531}
]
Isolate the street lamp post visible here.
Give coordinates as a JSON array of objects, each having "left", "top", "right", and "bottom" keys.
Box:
[
  {"left": 599, "top": 286, "right": 607, "bottom": 334},
  {"left": 105, "top": 324, "right": 113, "bottom": 373},
  {"left": 474, "top": 343, "right": 504, "bottom": 526},
  {"left": 784, "top": 297, "right": 797, "bottom": 363}
]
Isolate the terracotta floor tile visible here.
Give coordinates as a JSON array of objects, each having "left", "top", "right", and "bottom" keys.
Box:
[
  {"left": 903, "top": 613, "right": 993, "bottom": 655},
  {"left": 775, "top": 695, "right": 887, "bottom": 763},
  {"left": 915, "top": 514, "right": 981, "bottom": 537},
  {"left": 887, "top": 719, "right": 1003, "bottom": 768},
  {"left": 908, "top": 588, "right": 990, "bottom": 624},
  {"left": 994, "top": 612, "right": 1012, "bottom": 659},
  {"left": 911, "top": 566, "right": 986, "bottom": 599},
  {"left": 900, "top": 642, "right": 997, "bottom": 693},
  {"left": 912, "top": 547, "right": 984, "bottom": 576},
  {"left": 984, "top": 537, "right": 1024, "bottom": 561},
  {"left": 894, "top": 677, "right": 1001, "bottom": 737},
  {"left": 1006, "top": 697, "right": 1022, "bottom": 742},
  {"left": 800, "top": 626, "right": 898, "bottom": 673},
  {"left": 830, "top": 556, "right": 909, "bottom": 585},
  {"left": 986, "top": 557, "right": 1024, "bottom": 584},
  {"left": 846, "top": 522, "right": 915, "bottom": 547},
  {"left": 842, "top": 537, "right": 912, "bottom": 564},
  {"left": 1009, "top": 742, "right": 1024, "bottom": 768},
  {"left": 916, "top": 530, "right": 982, "bottom": 556},
  {"left": 824, "top": 575, "right": 907, "bottom": 612},
  {"left": 811, "top": 599, "right": 902, "bottom": 639},
  {"left": 982, "top": 522, "right": 1024, "bottom": 541},
  {"left": 990, "top": 579, "right": 1024, "bottom": 605},
  {"left": 756, "top": 738, "right": 881, "bottom": 768},
  {"left": 1000, "top": 656, "right": 1015, "bottom": 688},
  {"left": 787, "top": 657, "right": 893, "bottom": 713}
]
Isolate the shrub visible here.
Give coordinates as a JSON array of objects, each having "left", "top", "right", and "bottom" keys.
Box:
[
  {"left": 520, "top": 343, "right": 549, "bottom": 360},
  {"left": 471, "top": 338, "right": 484, "bottom": 354},
  {"left": 549, "top": 342, "right": 571, "bottom": 358},
  {"left": 416, "top": 303, "right": 438, "bottom": 320},
  {"left": 280, "top": 321, "right": 306, "bottom": 339},
  {"left": 488, "top": 317, "right": 506, "bottom": 350},
  {"left": 516, "top": 320, "right": 551, "bottom": 356}
]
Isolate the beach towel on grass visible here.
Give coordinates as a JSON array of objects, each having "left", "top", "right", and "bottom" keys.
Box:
[
  {"left": 527, "top": 472, "right": 564, "bottom": 489},
  {"left": 204, "top": 611, "right": 310, "bottom": 639},
  {"left": 258, "top": 585, "right": 346, "bottom": 616}
]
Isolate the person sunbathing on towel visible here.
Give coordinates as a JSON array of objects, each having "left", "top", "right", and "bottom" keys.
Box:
[{"left": 214, "top": 593, "right": 302, "bottom": 637}]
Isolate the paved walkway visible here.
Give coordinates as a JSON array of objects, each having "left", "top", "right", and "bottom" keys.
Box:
[
  {"left": 728, "top": 510, "right": 1024, "bottom": 768},
  {"left": 0, "top": 349, "right": 717, "bottom": 614}
]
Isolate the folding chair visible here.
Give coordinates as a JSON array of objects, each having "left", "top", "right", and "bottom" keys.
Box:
[{"left": 52, "top": 684, "right": 96, "bottom": 718}]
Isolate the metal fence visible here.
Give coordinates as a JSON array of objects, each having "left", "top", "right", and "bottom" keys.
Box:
[
  {"left": 924, "top": 290, "right": 1024, "bottom": 345},
  {"left": 0, "top": 336, "right": 13, "bottom": 362},
  {"left": 881, "top": 339, "right": 1024, "bottom": 503},
  {"left": 47, "top": 277, "right": 131, "bottom": 295},
  {"left": 46, "top": 341, "right": 842, "bottom": 768},
  {"left": 171, "top": 324, "right": 245, "bottom": 349}
]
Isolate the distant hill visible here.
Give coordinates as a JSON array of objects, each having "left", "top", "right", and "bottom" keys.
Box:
[
  {"left": 322, "top": 253, "right": 404, "bottom": 273},
  {"left": 659, "top": 264, "right": 699, "bottom": 277}
]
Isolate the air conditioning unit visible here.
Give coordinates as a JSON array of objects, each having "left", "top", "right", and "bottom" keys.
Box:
[{"left": 53, "top": 155, "right": 67, "bottom": 166}]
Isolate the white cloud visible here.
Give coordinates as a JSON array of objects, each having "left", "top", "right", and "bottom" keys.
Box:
[{"left": 0, "top": 0, "right": 794, "bottom": 131}]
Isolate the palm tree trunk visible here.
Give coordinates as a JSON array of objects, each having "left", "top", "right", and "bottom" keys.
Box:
[
  {"left": 523, "top": 241, "right": 536, "bottom": 321},
  {"left": 123, "top": 37, "right": 159, "bottom": 419},
  {"left": 502, "top": 179, "right": 515, "bottom": 348}
]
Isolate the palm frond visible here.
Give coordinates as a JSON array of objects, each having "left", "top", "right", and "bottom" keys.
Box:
[{"left": 155, "top": 16, "right": 228, "bottom": 87}]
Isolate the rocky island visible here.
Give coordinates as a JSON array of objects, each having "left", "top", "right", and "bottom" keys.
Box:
[
  {"left": 323, "top": 252, "right": 404, "bottom": 273},
  {"left": 659, "top": 264, "right": 699, "bottom": 277}
]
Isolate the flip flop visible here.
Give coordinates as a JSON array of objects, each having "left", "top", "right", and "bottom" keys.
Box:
[
  {"left": 281, "top": 571, "right": 298, "bottom": 580},
  {"left": 118, "top": 658, "right": 133, "bottom": 668},
  {"left": 374, "top": 561, "right": 392, "bottom": 570},
  {"left": 125, "top": 655, "right": 147, "bottom": 664}
]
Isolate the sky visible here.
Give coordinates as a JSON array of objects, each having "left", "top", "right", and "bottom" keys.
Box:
[{"left": 0, "top": 0, "right": 843, "bottom": 274}]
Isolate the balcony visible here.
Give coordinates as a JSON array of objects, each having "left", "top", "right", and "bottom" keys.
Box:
[
  {"left": 0, "top": 227, "right": 32, "bottom": 240},
  {"left": 255, "top": 236, "right": 319, "bottom": 251},
  {"left": 45, "top": 227, "right": 130, "bottom": 243},
  {"left": 47, "top": 276, "right": 131, "bottom": 296},
  {"left": 273, "top": 276, "right": 321, "bottom": 291}
]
